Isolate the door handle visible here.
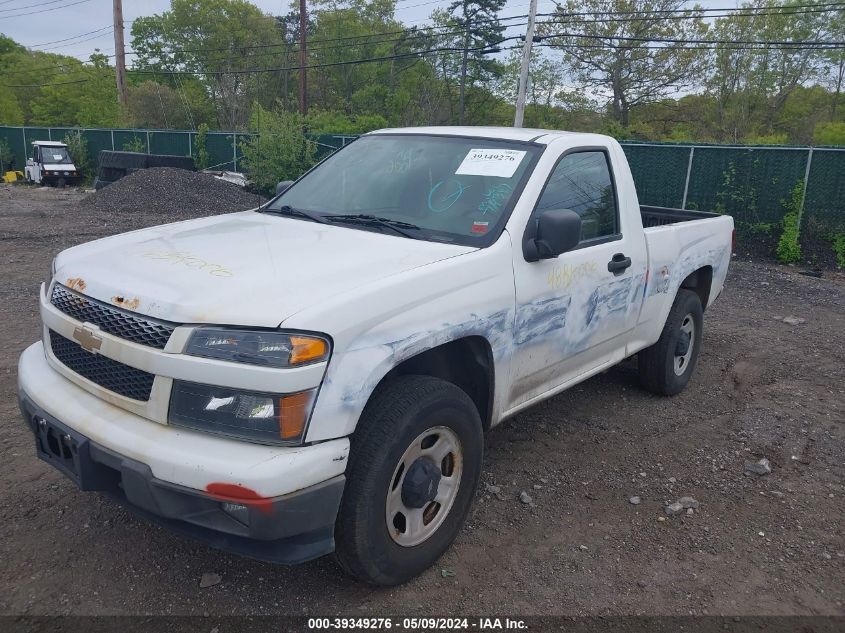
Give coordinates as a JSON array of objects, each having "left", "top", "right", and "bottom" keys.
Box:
[{"left": 607, "top": 253, "right": 632, "bottom": 274}]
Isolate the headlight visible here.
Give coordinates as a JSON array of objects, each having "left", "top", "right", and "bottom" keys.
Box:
[
  {"left": 185, "top": 328, "right": 329, "bottom": 367},
  {"left": 169, "top": 381, "right": 317, "bottom": 445}
]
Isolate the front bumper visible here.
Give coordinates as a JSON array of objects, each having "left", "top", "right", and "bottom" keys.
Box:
[
  {"left": 17, "top": 342, "right": 350, "bottom": 564},
  {"left": 42, "top": 173, "right": 82, "bottom": 185},
  {"left": 19, "top": 392, "right": 345, "bottom": 564}
]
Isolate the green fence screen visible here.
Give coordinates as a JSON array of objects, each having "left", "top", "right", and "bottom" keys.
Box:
[{"left": 1, "top": 126, "right": 843, "bottom": 233}]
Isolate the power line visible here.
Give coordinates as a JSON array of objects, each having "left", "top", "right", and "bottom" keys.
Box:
[
  {"left": 0, "top": 0, "right": 77, "bottom": 11},
  {"left": 7, "top": 29, "right": 845, "bottom": 90},
  {"left": 119, "top": 3, "right": 845, "bottom": 59},
  {"left": 37, "top": 30, "right": 114, "bottom": 51},
  {"left": 5, "top": 2, "right": 844, "bottom": 79},
  {"left": 543, "top": 31, "right": 845, "bottom": 47},
  {"left": 0, "top": 0, "right": 94, "bottom": 19},
  {"left": 541, "top": 1, "right": 845, "bottom": 20},
  {"left": 0, "top": 41, "right": 517, "bottom": 88},
  {"left": 20, "top": 24, "right": 112, "bottom": 48}
]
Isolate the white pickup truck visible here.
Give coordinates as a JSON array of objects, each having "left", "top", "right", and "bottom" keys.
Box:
[{"left": 18, "top": 127, "right": 733, "bottom": 585}]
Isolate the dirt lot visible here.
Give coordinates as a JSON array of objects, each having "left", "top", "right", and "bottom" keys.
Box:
[{"left": 1, "top": 184, "right": 843, "bottom": 617}]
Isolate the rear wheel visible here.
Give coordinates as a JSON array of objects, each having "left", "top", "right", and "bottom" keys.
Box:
[
  {"left": 638, "top": 289, "right": 703, "bottom": 396},
  {"left": 334, "top": 375, "right": 483, "bottom": 586}
]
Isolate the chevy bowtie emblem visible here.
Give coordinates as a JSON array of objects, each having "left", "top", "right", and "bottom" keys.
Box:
[{"left": 72, "top": 325, "right": 102, "bottom": 353}]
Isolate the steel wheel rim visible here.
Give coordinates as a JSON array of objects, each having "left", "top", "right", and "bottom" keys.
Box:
[
  {"left": 674, "top": 313, "right": 695, "bottom": 376},
  {"left": 385, "top": 425, "right": 463, "bottom": 547}
]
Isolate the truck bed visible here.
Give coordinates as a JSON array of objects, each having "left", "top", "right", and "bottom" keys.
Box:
[{"left": 641, "top": 205, "right": 720, "bottom": 228}]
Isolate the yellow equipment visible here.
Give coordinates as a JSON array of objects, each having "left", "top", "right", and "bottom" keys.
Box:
[{"left": 3, "top": 170, "right": 24, "bottom": 183}]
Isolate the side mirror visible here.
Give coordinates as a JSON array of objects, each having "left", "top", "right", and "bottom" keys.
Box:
[
  {"left": 524, "top": 209, "right": 582, "bottom": 261},
  {"left": 275, "top": 180, "right": 294, "bottom": 195}
]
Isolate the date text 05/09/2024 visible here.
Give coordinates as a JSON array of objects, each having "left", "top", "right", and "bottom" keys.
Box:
[{"left": 306, "top": 617, "right": 528, "bottom": 630}]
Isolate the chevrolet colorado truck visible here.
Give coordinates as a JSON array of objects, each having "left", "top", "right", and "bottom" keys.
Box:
[{"left": 18, "top": 127, "right": 733, "bottom": 585}]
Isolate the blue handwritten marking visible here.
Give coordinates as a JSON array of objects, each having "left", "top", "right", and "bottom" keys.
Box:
[
  {"left": 428, "top": 179, "right": 470, "bottom": 213},
  {"left": 478, "top": 183, "right": 512, "bottom": 215}
]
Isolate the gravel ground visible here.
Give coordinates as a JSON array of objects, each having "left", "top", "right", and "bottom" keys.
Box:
[{"left": 0, "top": 183, "right": 843, "bottom": 617}]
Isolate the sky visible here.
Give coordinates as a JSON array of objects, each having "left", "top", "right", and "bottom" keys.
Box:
[{"left": 0, "top": 0, "right": 730, "bottom": 62}]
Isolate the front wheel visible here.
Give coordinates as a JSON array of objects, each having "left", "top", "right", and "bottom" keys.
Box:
[
  {"left": 334, "top": 375, "right": 483, "bottom": 585},
  {"left": 638, "top": 289, "right": 704, "bottom": 396}
]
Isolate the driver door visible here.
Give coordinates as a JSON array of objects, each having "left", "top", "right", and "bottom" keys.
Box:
[
  {"left": 507, "top": 149, "right": 646, "bottom": 410},
  {"left": 30, "top": 146, "right": 42, "bottom": 182}
]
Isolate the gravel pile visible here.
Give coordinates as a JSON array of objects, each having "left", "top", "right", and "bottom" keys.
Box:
[{"left": 79, "top": 167, "right": 265, "bottom": 218}]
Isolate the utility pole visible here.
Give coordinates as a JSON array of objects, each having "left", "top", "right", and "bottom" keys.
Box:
[
  {"left": 298, "top": 0, "right": 308, "bottom": 116},
  {"left": 458, "top": 17, "right": 470, "bottom": 125},
  {"left": 513, "top": 0, "right": 538, "bottom": 128},
  {"left": 113, "top": 0, "right": 128, "bottom": 107}
]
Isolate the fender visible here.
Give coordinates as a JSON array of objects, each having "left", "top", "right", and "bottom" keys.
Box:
[{"left": 295, "top": 236, "right": 518, "bottom": 443}]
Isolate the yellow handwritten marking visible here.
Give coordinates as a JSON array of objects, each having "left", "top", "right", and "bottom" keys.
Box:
[
  {"left": 546, "top": 261, "right": 598, "bottom": 290},
  {"left": 139, "top": 251, "right": 234, "bottom": 278}
]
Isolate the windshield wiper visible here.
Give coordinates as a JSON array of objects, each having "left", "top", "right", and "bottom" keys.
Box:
[
  {"left": 262, "top": 204, "right": 330, "bottom": 224},
  {"left": 324, "top": 214, "right": 422, "bottom": 239}
]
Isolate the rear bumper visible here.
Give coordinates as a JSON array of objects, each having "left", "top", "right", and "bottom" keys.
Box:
[{"left": 19, "top": 392, "right": 345, "bottom": 564}]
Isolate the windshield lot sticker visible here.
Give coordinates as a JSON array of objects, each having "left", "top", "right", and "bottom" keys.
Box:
[
  {"left": 456, "top": 149, "right": 527, "bottom": 178},
  {"left": 471, "top": 221, "right": 489, "bottom": 234},
  {"left": 428, "top": 179, "right": 470, "bottom": 213},
  {"left": 53, "top": 154, "right": 64, "bottom": 160},
  {"left": 478, "top": 183, "right": 513, "bottom": 215}
]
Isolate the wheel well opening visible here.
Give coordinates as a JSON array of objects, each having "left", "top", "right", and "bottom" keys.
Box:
[
  {"left": 680, "top": 266, "right": 713, "bottom": 310},
  {"left": 382, "top": 337, "right": 494, "bottom": 431}
]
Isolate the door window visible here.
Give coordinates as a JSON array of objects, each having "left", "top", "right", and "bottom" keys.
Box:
[{"left": 535, "top": 151, "right": 619, "bottom": 243}]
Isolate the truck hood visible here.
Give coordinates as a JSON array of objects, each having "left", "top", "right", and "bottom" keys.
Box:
[{"left": 54, "top": 211, "right": 474, "bottom": 327}]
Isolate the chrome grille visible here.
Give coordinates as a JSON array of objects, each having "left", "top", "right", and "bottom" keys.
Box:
[
  {"left": 49, "top": 331, "right": 155, "bottom": 401},
  {"left": 50, "top": 284, "right": 174, "bottom": 349}
]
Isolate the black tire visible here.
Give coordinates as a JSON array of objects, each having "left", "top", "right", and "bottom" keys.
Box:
[
  {"left": 638, "top": 289, "right": 704, "bottom": 396},
  {"left": 334, "top": 375, "right": 483, "bottom": 586}
]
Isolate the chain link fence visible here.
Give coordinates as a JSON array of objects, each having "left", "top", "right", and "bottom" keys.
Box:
[
  {"left": 0, "top": 126, "right": 355, "bottom": 175},
  {"left": 2, "top": 125, "right": 843, "bottom": 238}
]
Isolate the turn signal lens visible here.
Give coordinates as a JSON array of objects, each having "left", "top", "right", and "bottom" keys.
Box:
[
  {"left": 186, "top": 329, "right": 330, "bottom": 367},
  {"left": 290, "top": 336, "right": 329, "bottom": 365},
  {"left": 279, "top": 391, "right": 315, "bottom": 439}
]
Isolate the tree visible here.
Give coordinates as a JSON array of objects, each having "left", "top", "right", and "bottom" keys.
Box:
[
  {"left": 29, "top": 53, "right": 120, "bottom": 127},
  {"left": 62, "top": 130, "right": 92, "bottom": 184},
  {"left": 239, "top": 103, "right": 317, "bottom": 192},
  {"left": 439, "top": 0, "right": 506, "bottom": 124},
  {"left": 707, "top": 1, "right": 828, "bottom": 141},
  {"left": 0, "top": 89, "right": 24, "bottom": 125},
  {"left": 543, "top": 0, "right": 708, "bottom": 126},
  {"left": 813, "top": 121, "right": 845, "bottom": 145},
  {"left": 0, "top": 139, "right": 15, "bottom": 173},
  {"left": 125, "top": 79, "right": 216, "bottom": 128},
  {"left": 131, "top": 0, "right": 285, "bottom": 129},
  {"left": 194, "top": 123, "right": 210, "bottom": 169},
  {"left": 820, "top": 8, "right": 845, "bottom": 116}
]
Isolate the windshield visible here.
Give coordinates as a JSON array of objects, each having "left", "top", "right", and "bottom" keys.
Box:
[
  {"left": 266, "top": 134, "right": 541, "bottom": 245},
  {"left": 41, "top": 147, "right": 71, "bottom": 164}
]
